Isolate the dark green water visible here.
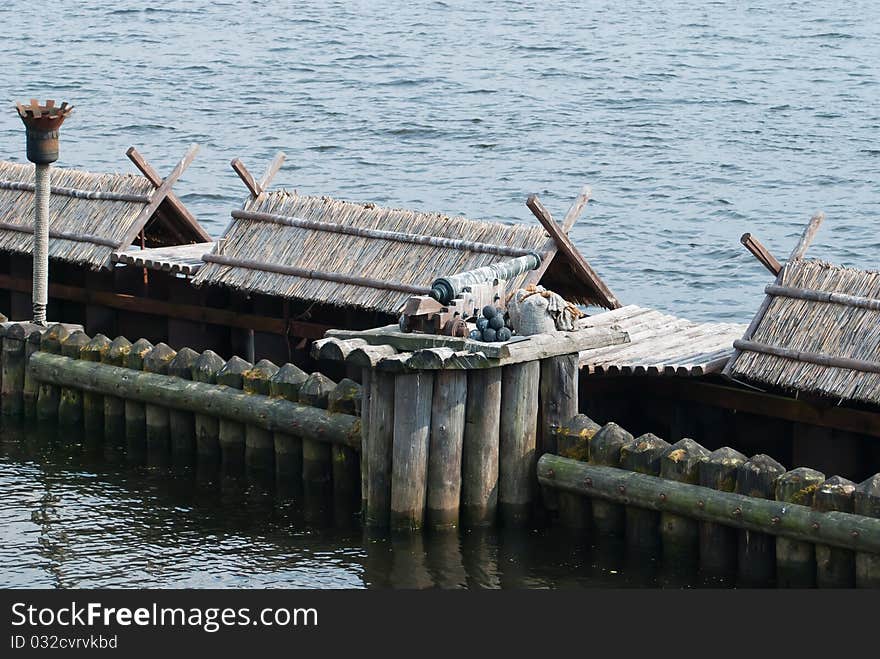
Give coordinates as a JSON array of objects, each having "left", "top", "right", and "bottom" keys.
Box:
[{"left": 0, "top": 417, "right": 734, "bottom": 589}]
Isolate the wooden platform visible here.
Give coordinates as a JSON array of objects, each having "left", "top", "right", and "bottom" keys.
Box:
[
  {"left": 111, "top": 242, "right": 214, "bottom": 276},
  {"left": 578, "top": 305, "right": 746, "bottom": 377}
]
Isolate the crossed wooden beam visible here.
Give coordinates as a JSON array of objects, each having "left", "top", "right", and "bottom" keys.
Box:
[{"left": 230, "top": 152, "right": 287, "bottom": 199}]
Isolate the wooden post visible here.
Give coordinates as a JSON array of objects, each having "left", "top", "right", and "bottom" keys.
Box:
[
  {"left": 735, "top": 454, "right": 786, "bottom": 585},
  {"left": 167, "top": 347, "right": 199, "bottom": 460},
  {"left": 775, "top": 467, "right": 824, "bottom": 587},
  {"left": 270, "top": 363, "right": 308, "bottom": 482},
  {"left": 814, "top": 476, "right": 856, "bottom": 588},
  {"left": 299, "top": 372, "right": 336, "bottom": 486},
  {"left": 360, "top": 368, "right": 372, "bottom": 513},
  {"left": 243, "top": 359, "right": 280, "bottom": 474},
  {"left": 390, "top": 370, "right": 434, "bottom": 530},
  {"left": 80, "top": 334, "right": 111, "bottom": 436},
  {"left": 659, "top": 438, "right": 710, "bottom": 559},
  {"left": 36, "top": 324, "right": 70, "bottom": 421},
  {"left": 589, "top": 422, "right": 635, "bottom": 537},
  {"left": 555, "top": 413, "right": 601, "bottom": 531},
  {"left": 426, "top": 370, "right": 467, "bottom": 529},
  {"left": 365, "top": 371, "right": 394, "bottom": 528},
  {"left": 143, "top": 343, "right": 177, "bottom": 464},
  {"left": 854, "top": 474, "right": 880, "bottom": 588},
  {"left": 124, "top": 338, "right": 154, "bottom": 455},
  {"left": 217, "top": 355, "right": 252, "bottom": 473},
  {"left": 23, "top": 329, "right": 45, "bottom": 418},
  {"left": 462, "top": 367, "right": 502, "bottom": 527},
  {"left": 499, "top": 361, "right": 540, "bottom": 528},
  {"left": 538, "top": 354, "right": 578, "bottom": 456},
  {"left": 328, "top": 378, "right": 363, "bottom": 504},
  {"left": 102, "top": 337, "right": 131, "bottom": 439},
  {"left": 620, "top": 433, "right": 670, "bottom": 552},
  {"left": 2, "top": 323, "right": 38, "bottom": 416},
  {"left": 698, "top": 447, "right": 747, "bottom": 580},
  {"left": 191, "top": 350, "right": 225, "bottom": 463},
  {"left": 58, "top": 330, "right": 90, "bottom": 427}
]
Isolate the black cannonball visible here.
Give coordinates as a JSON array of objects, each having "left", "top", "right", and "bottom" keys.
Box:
[
  {"left": 488, "top": 315, "right": 504, "bottom": 331},
  {"left": 468, "top": 329, "right": 482, "bottom": 341},
  {"left": 482, "top": 305, "right": 498, "bottom": 320},
  {"left": 476, "top": 317, "right": 489, "bottom": 331},
  {"left": 496, "top": 327, "right": 512, "bottom": 342},
  {"left": 482, "top": 327, "right": 497, "bottom": 342}
]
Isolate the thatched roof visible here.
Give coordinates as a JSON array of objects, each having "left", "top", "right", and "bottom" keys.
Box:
[
  {"left": 728, "top": 258, "right": 880, "bottom": 405},
  {"left": 193, "top": 190, "right": 615, "bottom": 315},
  {"left": 0, "top": 157, "right": 208, "bottom": 270}
]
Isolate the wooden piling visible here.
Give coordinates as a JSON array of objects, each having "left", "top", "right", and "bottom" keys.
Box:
[
  {"left": 538, "top": 353, "right": 578, "bottom": 456},
  {"left": 328, "top": 378, "right": 363, "bottom": 503},
  {"left": 659, "top": 438, "right": 710, "bottom": 558},
  {"left": 735, "top": 454, "right": 786, "bottom": 585},
  {"left": 499, "top": 361, "right": 540, "bottom": 527},
  {"left": 124, "top": 338, "right": 154, "bottom": 452},
  {"left": 554, "top": 414, "right": 600, "bottom": 531},
  {"left": 2, "top": 323, "right": 38, "bottom": 416},
  {"left": 102, "top": 337, "right": 131, "bottom": 439},
  {"left": 269, "top": 363, "right": 308, "bottom": 481},
  {"left": 365, "top": 371, "right": 395, "bottom": 528},
  {"left": 58, "top": 330, "right": 91, "bottom": 427},
  {"left": 854, "top": 474, "right": 880, "bottom": 588},
  {"left": 775, "top": 467, "right": 824, "bottom": 587},
  {"left": 814, "top": 476, "right": 856, "bottom": 588},
  {"left": 167, "top": 347, "right": 199, "bottom": 459},
  {"left": 299, "top": 372, "right": 336, "bottom": 486},
  {"left": 360, "top": 368, "right": 372, "bottom": 513},
  {"left": 80, "top": 334, "right": 111, "bottom": 435},
  {"left": 620, "top": 433, "right": 670, "bottom": 551},
  {"left": 216, "top": 355, "right": 252, "bottom": 472},
  {"left": 36, "top": 324, "right": 70, "bottom": 421},
  {"left": 462, "top": 367, "right": 502, "bottom": 527},
  {"left": 589, "top": 422, "right": 635, "bottom": 537},
  {"left": 390, "top": 371, "right": 434, "bottom": 530},
  {"left": 698, "top": 447, "right": 747, "bottom": 580},
  {"left": 243, "top": 359, "right": 279, "bottom": 474},
  {"left": 191, "top": 350, "right": 225, "bottom": 463},
  {"left": 23, "top": 329, "right": 45, "bottom": 418},
  {"left": 142, "top": 343, "right": 177, "bottom": 463},
  {"left": 426, "top": 370, "right": 467, "bottom": 529}
]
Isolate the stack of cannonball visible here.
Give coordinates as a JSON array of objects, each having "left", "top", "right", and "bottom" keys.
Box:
[{"left": 468, "top": 305, "right": 514, "bottom": 343}]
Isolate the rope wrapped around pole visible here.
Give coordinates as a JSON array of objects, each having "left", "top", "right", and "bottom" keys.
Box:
[{"left": 33, "top": 163, "right": 49, "bottom": 325}]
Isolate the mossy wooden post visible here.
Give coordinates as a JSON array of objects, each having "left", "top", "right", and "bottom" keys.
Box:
[
  {"left": 426, "top": 370, "right": 466, "bottom": 529},
  {"left": 102, "top": 337, "right": 131, "bottom": 439},
  {"left": 191, "top": 350, "right": 225, "bottom": 463},
  {"left": 243, "top": 359, "right": 279, "bottom": 475},
  {"left": 499, "top": 361, "right": 540, "bottom": 527},
  {"left": 299, "top": 372, "right": 337, "bottom": 487},
  {"left": 620, "top": 433, "right": 670, "bottom": 552},
  {"left": 589, "top": 422, "right": 635, "bottom": 537},
  {"left": 538, "top": 353, "right": 578, "bottom": 456},
  {"left": 142, "top": 343, "right": 176, "bottom": 464},
  {"left": 360, "top": 368, "right": 372, "bottom": 513},
  {"left": 698, "top": 447, "right": 747, "bottom": 580},
  {"left": 854, "top": 474, "right": 880, "bottom": 588},
  {"left": 23, "top": 329, "right": 46, "bottom": 418},
  {"left": 270, "top": 363, "right": 308, "bottom": 482},
  {"left": 366, "top": 371, "right": 394, "bottom": 528},
  {"left": 390, "top": 370, "right": 434, "bottom": 530},
  {"left": 462, "top": 367, "right": 502, "bottom": 527},
  {"left": 80, "top": 334, "right": 110, "bottom": 436},
  {"left": 554, "top": 414, "right": 600, "bottom": 530},
  {"left": 124, "top": 338, "right": 153, "bottom": 454},
  {"left": 58, "top": 330, "right": 90, "bottom": 427},
  {"left": 167, "top": 347, "right": 199, "bottom": 460},
  {"left": 2, "top": 323, "right": 38, "bottom": 416},
  {"left": 775, "top": 467, "right": 824, "bottom": 587},
  {"left": 216, "top": 356, "right": 252, "bottom": 473},
  {"left": 36, "top": 324, "right": 70, "bottom": 421},
  {"left": 814, "top": 476, "right": 856, "bottom": 588},
  {"left": 328, "top": 378, "right": 362, "bottom": 503},
  {"left": 735, "top": 454, "right": 786, "bottom": 585},
  {"left": 659, "top": 438, "right": 710, "bottom": 559}
]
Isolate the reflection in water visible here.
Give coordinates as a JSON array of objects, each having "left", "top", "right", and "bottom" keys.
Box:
[{"left": 0, "top": 418, "right": 736, "bottom": 588}]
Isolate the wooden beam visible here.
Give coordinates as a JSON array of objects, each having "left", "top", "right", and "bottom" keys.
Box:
[
  {"left": 524, "top": 185, "right": 590, "bottom": 288},
  {"left": 231, "top": 158, "right": 262, "bottom": 198},
  {"left": 733, "top": 339, "right": 880, "bottom": 375},
  {"left": 0, "top": 273, "right": 331, "bottom": 339},
  {"left": 258, "top": 151, "right": 286, "bottom": 190},
  {"left": 526, "top": 194, "right": 620, "bottom": 309},
  {"left": 125, "top": 146, "right": 211, "bottom": 243},
  {"left": 790, "top": 211, "right": 826, "bottom": 261},
  {"left": 740, "top": 233, "right": 782, "bottom": 276},
  {"left": 119, "top": 145, "right": 201, "bottom": 250}
]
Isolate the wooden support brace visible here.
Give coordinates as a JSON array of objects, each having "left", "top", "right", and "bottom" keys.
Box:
[
  {"left": 524, "top": 185, "right": 591, "bottom": 288},
  {"left": 740, "top": 233, "right": 782, "bottom": 276}
]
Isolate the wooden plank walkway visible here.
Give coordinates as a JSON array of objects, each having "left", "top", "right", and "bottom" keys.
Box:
[
  {"left": 578, "top": 305, "right": 746, "bottom": 377},
  {"left": 111, "top": 242, "right": 214, "bottom": 276}
]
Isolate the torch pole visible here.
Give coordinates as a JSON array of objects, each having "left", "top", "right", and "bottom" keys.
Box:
[{"left": 32, "top": 162, "right": 50, "bottom": 325}]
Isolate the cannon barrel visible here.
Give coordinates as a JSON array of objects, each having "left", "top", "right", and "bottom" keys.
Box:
[{"left": 430, "top": 253, "right": 541, "bottom": 304}]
